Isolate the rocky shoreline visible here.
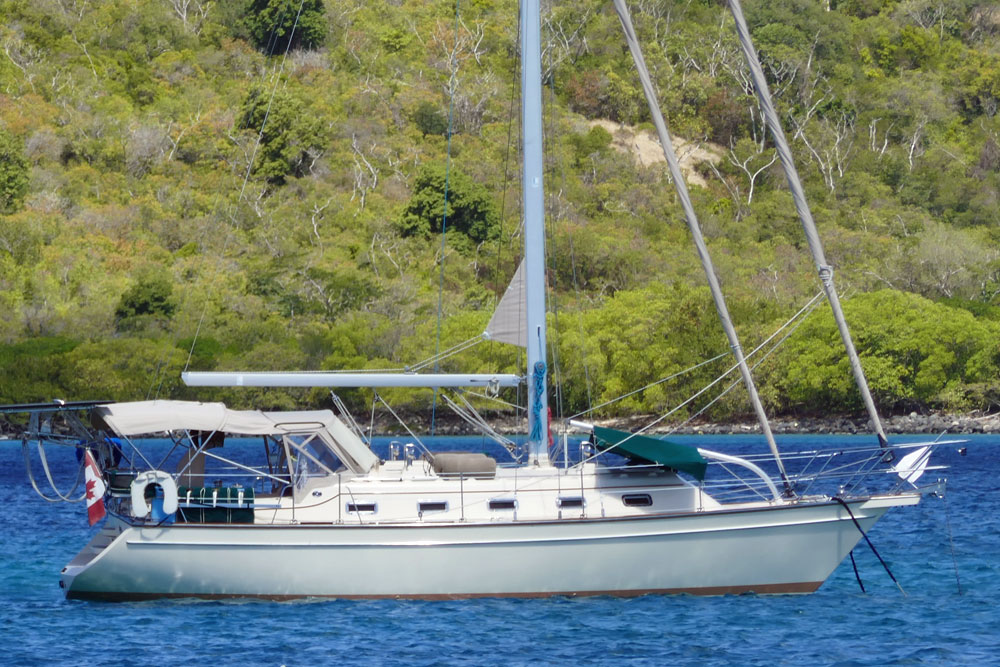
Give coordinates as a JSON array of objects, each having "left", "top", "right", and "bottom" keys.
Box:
[
  {"left": 3, "top": 410, "right": 998, "bottom": 440},
  {"left": 382, "top": 410, "right": 1000, "bottom": 437}
]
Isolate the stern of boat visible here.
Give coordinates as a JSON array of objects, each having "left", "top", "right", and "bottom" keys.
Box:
[{"left": 60, "top": 518, "right": 127, "bottom": 597}]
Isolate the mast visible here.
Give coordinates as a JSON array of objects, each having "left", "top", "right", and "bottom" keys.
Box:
[
  {"left": 611, "top": 0, "right": 791, "bottom": 493},
  {"left": 726, "top": 0, "right": 888, "bottom": 447},
  {"left": 521, "top": 0, "right": 549, "bottom": 465}
]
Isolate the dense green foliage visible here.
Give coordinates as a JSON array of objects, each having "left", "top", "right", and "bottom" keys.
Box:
[
  {"left": 0, "top": 129, "right": 29, "bottom": 214},
  {"left": 412, "top": 102, "right": 450, "bottom": 137},
  {"left": 400, "top": 164, "right": 501, "bottom": 243},
  {"left": 115, "top": 273, "right": 177, "bottom": 332},
  {"left": 2, "top": 0, "right": 1000, "bottom": 424},
  {"left": 246, "top": 0, "right": 327, "bottom": 53}
]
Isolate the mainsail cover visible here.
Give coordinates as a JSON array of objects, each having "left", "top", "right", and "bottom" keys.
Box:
[{"left": 484, "top": 261, "right": 527, "bottom": 348}]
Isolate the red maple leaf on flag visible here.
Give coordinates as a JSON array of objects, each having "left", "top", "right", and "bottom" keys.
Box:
[{"left": 84, "top": 450, "right": 106, "bottom": 526}]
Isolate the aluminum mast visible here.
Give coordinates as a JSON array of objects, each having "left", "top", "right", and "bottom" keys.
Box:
[{"left": 521, "top": 0, "right": 549, "bottom": 465}]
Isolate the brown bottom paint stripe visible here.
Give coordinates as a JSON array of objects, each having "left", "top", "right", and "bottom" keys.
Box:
[{"left": 67, "top": 581, "right": 822, "bottom": 602}]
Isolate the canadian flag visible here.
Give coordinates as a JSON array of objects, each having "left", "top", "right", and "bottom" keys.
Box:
[{"left": 84, "top": 450, "right": 107, "bottom": 526}]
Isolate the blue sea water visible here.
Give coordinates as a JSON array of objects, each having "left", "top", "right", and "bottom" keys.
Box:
[{"left": 1, "top": 433, "right": 998, "bottom": 666}]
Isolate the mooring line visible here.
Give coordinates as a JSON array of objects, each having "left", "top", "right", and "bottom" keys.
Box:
[
  {"left": 834, "top": 497, "right": 906, "bottom": 596},
  {"left": 941, "top": 483, "right": 963, "bottom": 595},
  {"left": 848, "top": 550, "right": 866, "bottom": 594}
]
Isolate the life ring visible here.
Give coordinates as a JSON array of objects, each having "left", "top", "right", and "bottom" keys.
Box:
[{"left": 130, "top": 470, "right": 179, "bottom": 519}]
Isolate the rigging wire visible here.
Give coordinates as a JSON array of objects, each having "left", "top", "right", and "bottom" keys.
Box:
[
  {"left": 147, "top": 5, "right": 303, "bottom": 397},
  {"left": 440, "top": 392, "right": 520, "bottom": 457},
  {"left": 574, "top": 291, "right": 826, "bottom": 466},
  {"left": 486, "top": 2, "right": 525, "bottom": 428},
  {"left": 408, "top": 334, "right": 487, "bottom": 373},
  {"left": 375, "top": 392, "right": 431, "bottom": 458},
  {"left": 574, "top": 289, "right": 824, "bottom": 426},
  {"left": 430, "top": 0, "right": 464, "bottom": 435},
  {"left": 179, "top": 0, "right": 310, "bottom": 378},
  {"left": 567, "top": 351, "right": 729, "bottom": 422},
  {"left": 661, "top": 291, "right": 827, "bottom": 436},
  {"left": 567, "top": 235, "right": 595, "bottom": 419},
  {"left": 464, "top": 389, "right": 526, "bottom": 411},
  {"left": 542, "top": 21, "right": 567, "bottom": 437}
]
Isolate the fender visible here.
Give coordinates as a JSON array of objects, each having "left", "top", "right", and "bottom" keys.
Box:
[{"left": 130, "top": 470, "right": 179, "bottom": 518}]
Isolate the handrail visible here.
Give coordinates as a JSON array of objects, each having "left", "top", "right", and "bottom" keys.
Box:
[{"left": 697, "top": 448, "right": 784, "bottom": 503}]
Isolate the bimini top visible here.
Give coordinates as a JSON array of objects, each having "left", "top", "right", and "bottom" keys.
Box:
[{"left": 95, "top": 400, "right": 378, "bottom": 474}]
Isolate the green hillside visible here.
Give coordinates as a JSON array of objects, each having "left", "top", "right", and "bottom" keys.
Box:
[{"left": 1, "top": 0, "right": 999, "bottom": 423}]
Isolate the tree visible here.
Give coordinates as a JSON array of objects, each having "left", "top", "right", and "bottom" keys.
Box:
[
  {"left": 412, "top": 102, "right": 448, "bottom": 137},
  {"left": 771, "top": 290, "right": 1000, "bottom": 412},
  {"left": 237, "top": 86, "right": 327, "bottom": 184},
  {"left": 0, "top": 130, "right": 29, "bottom": 214},
  {"left": 59, "top": 339, "right": 187, "bottom": 400},
  {"left": 555, "top": 283, "right": 726, "bottom": 417},
  {"left": 399, "top": 164, "right": 500, "bottom": 244},
  {"left": 246, "top": 0, "right": 326, "bottom": 54},
  {"left": 568, "top": 125, "right": 612, "bottom": 167},
  {"left": 115, "top": 274, "right": 177, "bottom": 332}
]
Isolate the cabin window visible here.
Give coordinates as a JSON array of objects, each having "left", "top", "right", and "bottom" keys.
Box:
[
  {"left": 290, "top": 433, "right": 343, "bottom": 488},
  {"left": 346, "top": 502, "right": 377, "bottom": 513},
  {"left": 489, "top": 499, "right": 517, "bottom": 511},
  {"left": 418, "top": 501, "right": 448, "bottom": 513},
  {"left": 557, "top": 497, "right": 585, "bottom": 509},
  {"left": 622, "top": 494, "right": 653, "bottom": 507}
]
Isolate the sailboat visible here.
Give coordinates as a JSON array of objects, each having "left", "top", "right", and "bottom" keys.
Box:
[{"left": 10, "top": 0, "right": 954, "bottom": 601}]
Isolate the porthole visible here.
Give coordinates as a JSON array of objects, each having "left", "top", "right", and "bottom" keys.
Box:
[
  {"left": 557, "top": 497, "right": 585, "bottom": 509},
  {"left": 346, "top": 502, "right": 377, "bottom": 513},
  {"left": 622, "top": 493, "right": 652, "bottom": 507},
  {"left": 489, "top": 499, "right": 517, "bottom": 511},
  {"left": 418, "top": 501, "right": 448, "bottom": 513}
]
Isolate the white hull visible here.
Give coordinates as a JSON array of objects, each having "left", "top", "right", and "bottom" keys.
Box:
[{"left": 61, "top": 495, "right": 912, "bottom": 600}]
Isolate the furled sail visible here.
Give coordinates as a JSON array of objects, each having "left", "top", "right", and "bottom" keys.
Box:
[{"left": 484, "top": 260, "right": 527, "bottom": 348}]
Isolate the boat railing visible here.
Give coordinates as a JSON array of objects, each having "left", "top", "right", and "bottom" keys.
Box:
[
  {"left": 687, "top": 439, "right": 956, "bottom": 503},
  {"left": 697, "top": 448, "right": 783, "bottom": 502}
]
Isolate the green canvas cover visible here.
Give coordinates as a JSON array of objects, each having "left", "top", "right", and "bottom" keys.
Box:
[{"left": 592, "top": 426, "right": 708, "bottom": 481}]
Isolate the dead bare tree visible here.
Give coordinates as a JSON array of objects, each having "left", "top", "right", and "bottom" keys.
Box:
[
  {"left": 310, "top": 198, "right": 331, "bottom": 255},
  {"left": 789, "top": 106, "right": 856, "bottom": 192},
  {"left": 350, "top": 134, "right": 379, "bottom": 213},
  {"left": 867, "top": 117, "right": 895, "bottom": 157},
  {"left": 167, "top": 0, "right": 212, "bottom": 35},
  {"left": 542, "top": 2, "right": 594, "bottom": 81},
  {"left": 2, "top": 28, "right": 42, "bottom": 92},
  {"left": 431, "top": 19, "right": 487, "bottom": 101}
]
